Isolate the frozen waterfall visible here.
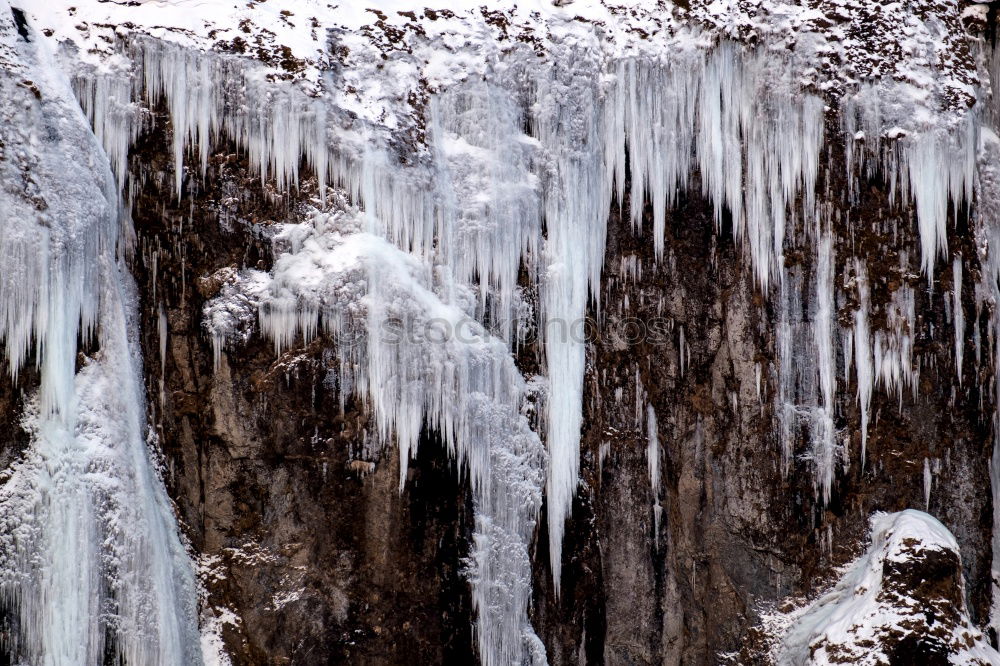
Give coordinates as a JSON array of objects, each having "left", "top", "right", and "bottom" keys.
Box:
[
  {"left": 3, "top": 0, "right": 997, "bottom": 664},
  {"left": 0, "top": 5, "right": 200, "bottom": 664}
]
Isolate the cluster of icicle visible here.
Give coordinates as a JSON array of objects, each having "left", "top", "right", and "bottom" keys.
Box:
[
  {"left": 774, "top": 85, "right": 978, "bottom": 504},
  {"left": 0, "top": 6, "right": 200, "bottom": 665},
  {"left": 205, "top": 207, "right": 549, "bottom": 666},
  {"left": 63, "top": 17, "right": 993, "bottom": 666}
]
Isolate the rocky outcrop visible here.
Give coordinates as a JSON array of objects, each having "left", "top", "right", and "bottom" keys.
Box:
[{"left": 774, "top": 510, "right": 996, "bottom": 665}]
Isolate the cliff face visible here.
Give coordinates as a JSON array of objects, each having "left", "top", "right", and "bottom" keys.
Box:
[
  {"left": 127, "top": 129, "right": 476, "bottom": 664},
  {"left": 532, "top": 164, "right": 995, "bottom": 664},
  {"left": 3, "top": 1, "right": 1000, "bottom": 665},
  {"left": 124, "top": 115, "right": 995, "bottom": 665}
]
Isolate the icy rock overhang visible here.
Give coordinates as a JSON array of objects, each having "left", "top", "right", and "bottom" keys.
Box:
[{"left": 774, "top": 510, "right": 1000, "bottom": 666}]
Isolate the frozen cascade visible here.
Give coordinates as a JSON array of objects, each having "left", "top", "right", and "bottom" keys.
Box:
[
  {"left": 0, "top": 6, "right": 200, "bottom": 665},
  {"left": 844, "top": 252, "right": 919, "bottom": 470},
  {"left": 208, "top": 208, "right": 549, "bottom": 666},
  {"left": 873, "top": 273, "right": 919, "bottom": 402},
  {"left": 775, "top": 270, "right": 797, "bottom": 478},
  {"left": 426, "top": 76, "right": 541, "bottom": 344},
  {"left": 40, "top": 7, "right": 992, "bottom": 658}
]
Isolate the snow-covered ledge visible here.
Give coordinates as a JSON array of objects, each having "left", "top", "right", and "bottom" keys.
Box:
[{"left": 773, "top": 510, "right": 1000, "bottom": 665}]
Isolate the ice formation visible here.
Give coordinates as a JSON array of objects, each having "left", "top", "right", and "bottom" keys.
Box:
[
  {"left": 646, "top": 405, "right": 662, "bottom": 548},
  {"left": 207, "top": 207, "right": 548, "bottom": 665},
  {"left": 0, "top": 4, "right": 199, "bottom": 664},
  {"left": 7, "top": 0, "right": 1000, "bottom": 662},
  {"left": 843, "top": 87, "right": 977, "bottom": 278}
]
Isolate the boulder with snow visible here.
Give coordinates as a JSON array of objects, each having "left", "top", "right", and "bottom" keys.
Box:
[{"left": 778, "top": 510, "right": 1000, "bottom": 666}]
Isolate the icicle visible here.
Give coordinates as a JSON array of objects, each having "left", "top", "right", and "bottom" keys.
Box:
[
  {"left": 842, "top": 86, "right": 976, "bottom": 278},
  {"left": 953, "top": 256, "right": 964, "bottom": 385},
  {"left": 679, "top": 325, "right": 686, "bottom": 376},
  {"left": 534, "top": 48, "right": 614, "bottom": 596},
  {"left": 854, "top": 261, "right": 873, "bottom": 467},
  {"left": 776, "top": 269, "right": 795, "bottom": 477},
  {"left": 646, "top": 404, "right": 662, "bottom": 549},
  {"left": 754, "top": 362, "right": 762, "bottom": 403},
  {"left": 158, "top": 301, "right": 168, "bottom": 408},
  {"left": 814, "top": 232, "right": 837, "bottom": 503},
  {"left": 924, "top": 457, "right": 932, "bottom": 510}
]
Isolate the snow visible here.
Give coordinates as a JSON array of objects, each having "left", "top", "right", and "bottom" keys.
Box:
[{"left": 199, "top": 607, "right": 237, "bottom": 666}]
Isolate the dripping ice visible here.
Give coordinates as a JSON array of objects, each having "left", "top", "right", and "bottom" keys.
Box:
[
  {"left": 38, "top": 4, "right": 993, "bottom": 663},
  {"left": 0, "top": 5, "right": 200, "bottom": 664}
]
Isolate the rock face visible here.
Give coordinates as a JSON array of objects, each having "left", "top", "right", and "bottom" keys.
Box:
[
  {"left": 125, "top": 124, "right": 996, "bottom": 664},
  {"left": 3, "top": 1, "right": 1000, "bottom": 666},
  {"left": 529, "top": 169, "right": 996, "bottom": 665},
  {"left": 128, "top": 131, "right": 475, "bottom": 664}
]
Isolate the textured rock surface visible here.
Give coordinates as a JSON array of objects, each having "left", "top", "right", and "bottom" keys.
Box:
[
  {"left": 127, "top": 127, "right": 476, "bottom": 664},
  {"left": 529, "top": 172, "right": 994, "bottom": 664},
  {"left": 119, "top": 117, "right": 994, "bottom": 664}
]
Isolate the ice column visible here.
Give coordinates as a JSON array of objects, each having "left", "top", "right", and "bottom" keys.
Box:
[{"left": 0, "top": 8, "right": 200, "bottom": 664}]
